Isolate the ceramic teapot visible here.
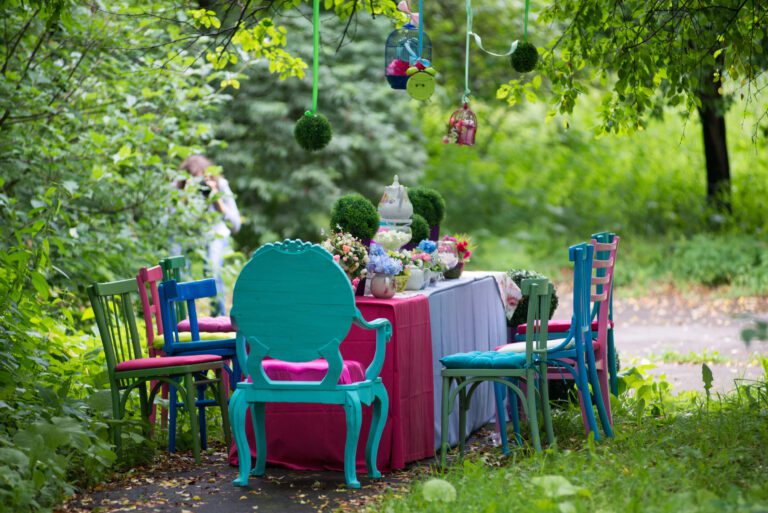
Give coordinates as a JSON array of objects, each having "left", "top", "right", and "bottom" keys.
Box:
[{"left": 377, "top": 175, "right": 413, "bottom": 222}]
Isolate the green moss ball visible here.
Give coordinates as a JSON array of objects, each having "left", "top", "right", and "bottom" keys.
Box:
[
  {"left": 294, "top": 112, "right": 332, "bottom": 151},
  {"left": 329, "top": 193, "right": 379, "bottom": 241},
  {"left": 408, "top": 187, "right": 446, "bottom": 227},
  {"left": 410, "top": 213, "right": 429, "bottom": 244},
  {"left": 511, "top": 42, "right": 539, "bottom": 73},
  {"left": 506, "top": 269, "right": 559, "bottom": 328}
]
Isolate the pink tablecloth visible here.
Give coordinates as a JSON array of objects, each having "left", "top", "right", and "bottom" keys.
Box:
[{"left": 227, "top": 295, "right": 435, "bottom": 472}]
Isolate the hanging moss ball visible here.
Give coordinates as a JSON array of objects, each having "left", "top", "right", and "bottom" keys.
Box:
[
  {"left": 511, "top": 42, "right": 539, "bottom": 73},
  {"left": 410, "top": 213, "right": 429, "bottom": 244},
  {"left": 329, "top": 193, "right": 379, "bottom": 241},
  {"left": 294, "top": 112, "right": 332, "bottom": 151}
]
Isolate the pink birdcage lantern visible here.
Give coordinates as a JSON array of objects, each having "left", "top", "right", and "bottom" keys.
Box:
[{"left": 442, "top": 103, "right": 477, "bottom": 146}]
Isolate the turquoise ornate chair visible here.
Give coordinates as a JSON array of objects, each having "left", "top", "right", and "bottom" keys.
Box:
[{"left": 228, "top": 240, "right": 392, "bottom": 489}]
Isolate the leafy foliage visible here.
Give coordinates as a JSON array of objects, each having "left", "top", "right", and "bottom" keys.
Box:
[
  {"left": 408, "top": 187, "right": 446, "bottom": 227},
  {"left": 294, "top": 113, "right": 333, "bottom": 151},
  {"left": 410, "top": 214, "right": 430, "bottom": 244},
  {"left": 212, "top": 11, "right": 424, "bottom": 248}
]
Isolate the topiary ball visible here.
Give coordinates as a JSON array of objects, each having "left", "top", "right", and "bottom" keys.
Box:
[
  {"left": 329, "top": 193, "right": 379, "bottom": 241},
  {"left": 410, "top": 213, "right": 429, "bottom": 244},
  {"left": 507, "top": 269, "right": 558, "bottom": 328},
  {"left": 511, "top": 42, "right": 539, "bottom": 73},
  {"left": 294, "top": 112, "right": 332, "bottom": 151},
  {"left": 408, "top": 186, "right": 446, "bottom": 227}
]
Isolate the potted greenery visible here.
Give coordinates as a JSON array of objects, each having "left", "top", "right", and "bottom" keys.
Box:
[
  {"left": 407, "top": 187, "right": 446, "bottom": 240},
  {"left": 329, "top": 193, "right": 379, "bottom": 244},
  {"left": 506, "top": 269, "right": 559, "bottom": 333}
]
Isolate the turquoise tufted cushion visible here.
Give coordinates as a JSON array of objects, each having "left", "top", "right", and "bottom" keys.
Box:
[{"left": 441, "top": 351, "right": 527, "bottom": 369}]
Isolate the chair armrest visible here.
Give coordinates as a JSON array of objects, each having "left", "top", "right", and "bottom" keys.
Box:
[{"left": 353, "top": 308, "right": 392, "bottom": 381}]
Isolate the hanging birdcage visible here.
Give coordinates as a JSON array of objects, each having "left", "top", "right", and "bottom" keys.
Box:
[
  {"left": 442, "top": 104, "right": 477, "bottom": 146},
  {"left": 385, "top": 23, "right": 432, "bottom": 89}
]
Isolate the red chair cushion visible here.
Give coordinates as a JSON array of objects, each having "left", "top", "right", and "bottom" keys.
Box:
[
  {"left": 115, "top": 354, "right": 222, "bottom": 372},
  {"left": 252, "top": 359, "right": 366, "bottom": 385},
  {"left": 516, "top": 319, "right": 613, "bottom": 334},
  {"left": 177, "top": 316, "right": 233, "bottom": 333}
]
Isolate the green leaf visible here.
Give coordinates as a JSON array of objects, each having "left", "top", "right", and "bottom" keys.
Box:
[
  {"left": 702, "top": 363, "right": 713, "bottom": 398},
  {"left": 422, "top": 479, "right": 457, "bottom": 503},
  {"left": 532, "top": 475, "right": 586, "bottom": 498}
]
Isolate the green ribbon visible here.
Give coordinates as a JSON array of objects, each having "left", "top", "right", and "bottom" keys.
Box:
[
  {"left": 523, "top": 0, "right": 530, "bottom": 42},
  {"left": 310, "top": 0, "right": 320, "bottom": 114}
]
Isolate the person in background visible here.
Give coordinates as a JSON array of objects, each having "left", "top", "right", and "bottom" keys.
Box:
[{"left": 179, "top": 155, "right": 241, "bottom": 316}]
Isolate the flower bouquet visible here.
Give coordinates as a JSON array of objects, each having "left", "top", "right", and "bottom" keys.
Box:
[
  {"left": 366, "top": 243, "right": 404, "bottom": 298},
  {"left": 321, "top": 230, "right": 369, "bottom": 292},
  {"left": 415, "top": 239, "right": 441, "bottom": 285},
  {"left": 442, "top": 234, "right": 473, "bottom": 279}
]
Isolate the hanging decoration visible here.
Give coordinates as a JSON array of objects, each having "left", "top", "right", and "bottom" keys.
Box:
[
  {"left": 294, "top": 0, "right": 332, "bottom": 151},
  {"left": 510, "top": 0, "right": 537, "bottom": 73},
  {"left": 384, "top": 0, "right": 436, "bottom": 100}
]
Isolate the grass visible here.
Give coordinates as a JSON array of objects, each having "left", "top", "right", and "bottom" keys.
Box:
[
  {"left": 650, "top": 349, "right": 731, "bottom": 365},
  {"left": 369, "top": 370, "right": 768, "bottom": 513}
]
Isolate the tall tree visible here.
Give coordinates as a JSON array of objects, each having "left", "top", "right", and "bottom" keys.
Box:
[{"left": 497, "top": 0, "right": 768, "bottom": 212}]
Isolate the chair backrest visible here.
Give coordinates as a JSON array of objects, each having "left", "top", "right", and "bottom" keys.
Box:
[
  {"left": 520, "top": 278, "right": 554, "bottom": 362},
  {"left": 159, "top": 255, "right": 187, "bottom": 321},
  {"left": 231, "top": 240, "right": 356, "bottom": 387},
  {"left": 588, "top": 235, "right": 620, "bottom": 340},
  {"left": 137, "top": 265, "right": 164, "bottom": 357},
  {"left": 570, "top": 243, "right": 595, "bottom": 350},
  {"left": 158, "top": 278, "right": 218, "bottom": 351},
  {"left": 87, "top": 279, "right": 143, "bottom": 378}
]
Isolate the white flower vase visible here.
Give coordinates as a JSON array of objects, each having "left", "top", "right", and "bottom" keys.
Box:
[{"left": 370, "top": 274, "right": 396, "bottom": 299}]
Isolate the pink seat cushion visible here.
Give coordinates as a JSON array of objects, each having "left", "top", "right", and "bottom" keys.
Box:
[
  {"left": 251, "top": 359, "right": 366, "bottom": 385},
  {"left": 115, "top": 354, "right": 222, "bottom": 372},
  {"left": 178, "top": 316, "right": 233, "bottom": 333},
  {"left": 516, "top": 319, "right": 613, "bottom": 334}
]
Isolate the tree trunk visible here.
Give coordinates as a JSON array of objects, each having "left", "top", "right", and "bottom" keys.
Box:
[{"left": 696, "top": 66, "right": 731, "bottom": 214}]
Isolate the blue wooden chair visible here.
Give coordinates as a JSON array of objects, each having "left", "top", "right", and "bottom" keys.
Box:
[
  {"left": 498, "top": 243, "right": 613, "bottom": 443},
  {"left": 439, "top": 278, "right": 555, "bottom": 465},
  {"left": 228, "top": 240, "right": 391, "bottom": 489},
  {"left": 158, "top": 278, "right": 239, "bottom": 452}
]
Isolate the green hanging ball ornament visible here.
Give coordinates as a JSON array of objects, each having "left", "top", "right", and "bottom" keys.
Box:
[
  {"left": 511, "top": 42, "right": 538, "bottom": 73},
  {"left": 294, "top": 111, "right": 332, "bottom": 151}
]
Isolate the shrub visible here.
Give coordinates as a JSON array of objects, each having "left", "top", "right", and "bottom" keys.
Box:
[
  {"left": 411, "top": 214, "right": 429, "bottom": 244},
  {"left": 408, "top": 187, "right": 446, "bottom": 227},
  {"left": 329, "top": 194, "right": 379, "bottom": 241},
  {"left": 671, "top": 234, "right": 767, "bottom": 288},
  {"left": 507, "top": 269, "right": 559, "bottom": 328}
]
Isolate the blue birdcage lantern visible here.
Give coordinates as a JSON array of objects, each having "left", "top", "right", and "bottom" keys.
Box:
[{"left": 385, "top": 3, "right": 432, "bottom": 89}]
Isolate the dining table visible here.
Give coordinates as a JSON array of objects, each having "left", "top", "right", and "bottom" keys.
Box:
[{"left": 226, "top": 270, "right": 520, "bottom": 471}]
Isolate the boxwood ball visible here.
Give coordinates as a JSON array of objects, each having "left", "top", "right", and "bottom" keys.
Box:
[
  {"left": 295, "top": 112, "right": 332, "bottom": 151},
  {"left": 511, "top": 42, "right": 539, "bottom": 73}
]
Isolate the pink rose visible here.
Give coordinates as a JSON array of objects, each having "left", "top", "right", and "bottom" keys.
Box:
[
  {"left": 352, "top": 278, "right": 360, "bottom": 288},
  {"left": 333, "top": 254, "right": 340, "bottom": 263},
  {"left": 343, "top": 245, "right": 351, "bottom": 253}
]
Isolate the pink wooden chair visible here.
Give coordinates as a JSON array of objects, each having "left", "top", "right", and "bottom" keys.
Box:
[{"left": 137, "top": 265, "right": 169, "bottom": 427}]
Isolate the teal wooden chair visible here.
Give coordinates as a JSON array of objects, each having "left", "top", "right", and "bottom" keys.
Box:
[
  {"left": 439, "top": 278, "right": 555, "bottom": 466},
  {"left": 228, "top": 240, "right": 392, "bottom": 489},
  {"left": 88, "top": 278, "right": 231, "bottom": 463}
]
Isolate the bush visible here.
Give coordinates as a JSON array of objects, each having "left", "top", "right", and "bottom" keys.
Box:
[
  {"left": 507, "top": 269, "right": 559, "bottom": 327},
  {"left": 329, "top": 194, "right": 379, "bottom": 241},
  {"left": 671, "top": 234, "right": 768, "bottom": 288},
  {"left": 408, "top": 187, "right": 446, "bottom": 227},
  {"left": 411, "top": 214, "right": 429, "bottom": 243}
]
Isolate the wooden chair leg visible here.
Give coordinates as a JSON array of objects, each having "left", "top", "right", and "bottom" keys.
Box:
[
  {"left": 526, "top": 369, "right": 542, "bottom": 453},
  {"left": 608, "top": 328, "right": 618, "bottom": 396},
  {"left": 365, "top": 384, "right": 388, "bottom": 478},
  {"left": 440, "top": 375, "right": 451, "bottom": 469},
  {"left": 539, "top": 363, "right": 555, "bottom": 446},
  {"left": 509, "top": 378, "right": 523, "bottom": 445},
  {"left": 230, "top": 390, "right": 251, "bottom": 487},
  {"left": 216, "top": 369, "right": 231, "bottom": 452},
  {"left": 184, "top": 373, "right": 201, "bottom": 463},
  {"left": 111, "top": 386, "right": 123, "bottom": 454},
  {"left": 251, "top": 403, "right": 267, "bottom": 477},
  {"left": 343, "top": 392, "right": 362, "bottom": 489},
  {"left": 458, "top": 380, "right": 467, "bottom": 457},
  {"left": 197, "top": 381, "right": 207, "bottom": 451},
  {"left": 493, "top": 381, "right": 510, "bottom": 455}
]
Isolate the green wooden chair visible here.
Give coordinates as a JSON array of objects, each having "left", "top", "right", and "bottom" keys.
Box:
[
  {"left": 440, "top": 278, "right": 555, "bottom": 466},
  {"left": 88, "top": 278, "right": 230, "bottom": 463},
  {"left": 160, "top": 255, "right": 187, "bottom": 321},
  {"left": 228, "top": 240, "right": 392, "bottom": 489}
]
